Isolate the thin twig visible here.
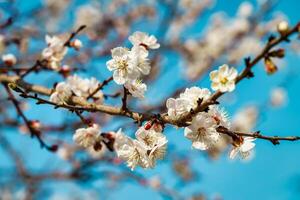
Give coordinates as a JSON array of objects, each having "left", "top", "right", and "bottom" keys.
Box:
[
  {"left": 3, "top": 84, "right": 56, "bottom": 151},
  {"left": 87, "top": 76, "right": 113, "bottom": 100},
  {"left": 122, "top": 86, "right": 128, "bottom": 111},
  {"left": 216, "top": 126, "right": 300, "bottom": 145}
]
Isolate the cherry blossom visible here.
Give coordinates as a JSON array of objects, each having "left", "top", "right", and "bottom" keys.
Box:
[
  {"left": 166, "top": 86, "right": 211, "bottom": 121},
  {"left": 129, "top": 31, "right": 160, "bottom": 50},
  {"left": 66, "top": 75, "right": 103, "bottom": 101},
  {"left": 129, "top": 45, "right": 151, "bottom": 75},
  {"left": 208, "top": 105, "right": 230, "bottom": 128},
  {"left": 210, "top": 64, "right": 238, "bottom": 92},
  {"left": 73, "top": 124, "right": 100, "bottom": 148},
  {"left": 229, "top": 137, "right": 256, "bottom": 159},
  {"left": 166, "top": 97, "right": 190, "bottom": 120},
  {"left": 49, "top": 82, "right": 72, "bottom": 104},
  {"left": 124, "top": 79, "right": 147, "bottom": 99},
  {"left": 180, "top": 87, "right": 211, "bottom": 110},
  {"left": 42, "top": 35, "right": 68, "bottom": 70},
  {"left": 184, "top": 113, "right": 219, "bottom": 150},
  {"left": 106, "top": 47, "right": 139, "bottom": 84},
  {"left": 114, "top": 129, "right": 149, "bottom": 170},
  {"left": 135, "top": 127, "right": 168, "bottom": 168}
]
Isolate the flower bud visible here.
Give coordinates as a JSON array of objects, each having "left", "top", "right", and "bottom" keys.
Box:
[
  {"left": 269, "top": 48, "right": 285, "bottom": 58},
  {"left": 2, "top": 53, "right": 17, "bottom": 66},
  {"left": 70, "top": 39, "right": 82, "bottom": 50},
  {"left": 59, "top": 65, "right": 71, "bottom": 77},
  {"left": 144, "top": 121, "right": 152, "bottom": 130},
  {"left": 277, "top": 21, "right": 289, "bottom": 35},
  {"left": 264, "top": 58, "right": 278, "bottom": 75},
  {"left": 29, "top": 120, "right": 41, "bottom": 131}
]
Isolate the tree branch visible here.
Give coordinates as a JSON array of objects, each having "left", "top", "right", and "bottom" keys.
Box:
[{"left": 216, "top": 126, "right": 300, "bottom": 145}]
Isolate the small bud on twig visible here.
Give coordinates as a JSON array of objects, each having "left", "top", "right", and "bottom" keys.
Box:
[
  {"left": 277, "top": 21, "right": 289, "bottom": 35},
  {"left": 264, "top": 57, "right": 278, "bottom": 75}
]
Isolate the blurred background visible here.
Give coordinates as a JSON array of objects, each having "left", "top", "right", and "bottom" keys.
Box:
[{"left": 0, "top": 0, "right": 300, "bottom": 199}]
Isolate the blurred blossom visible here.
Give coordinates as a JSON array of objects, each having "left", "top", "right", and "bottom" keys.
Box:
[
  {"left": 74, "top": 3, "right": 102, "bottom": 37},
  {"left": 270, "top": 87, "right": 287, "bottom": 107},
  {"left": 232, "top": 105, "right": 259, "bottom": 132},
  {"left": 57, "top": 145, "right": 74, "bottom": 160}
]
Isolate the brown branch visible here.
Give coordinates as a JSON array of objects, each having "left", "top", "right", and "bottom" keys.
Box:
[
  {"left": 86, "top": 76, "right": 113, "bottom": 99},
  {"left": 216, "top": 126, "right": 300, "bottom": 145},
  {"left": 121, "top": 86, "right": 128, "bottom": 111},
  {"left": 63, "top": 25, "right": 86, "bottom": 47},
  {"left": 160, "top": 22, "right": 300, "bottom": 127},
  {"left": 19, "top": 59, "right": 47, "bottom": 78},
  {"left": 3, "top": 84, "right": 57, "bottom": 152},
  {"left": 0, "top": 22, "right": 299, "bottom": 138},
  {"left": 20, "top": 25, "right": 86, "bottom": 79}
]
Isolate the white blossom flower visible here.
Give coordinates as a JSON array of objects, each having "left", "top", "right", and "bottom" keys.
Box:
[
  {"left": 66, "top": 75, "right": 90, "bottom": 97},
  {"left": 42, "top": 35, "right": 68, "bottom": 70},
  {"left": 49, "top": 82, "right": 72, "bottom": 104},
  {"left": 124, "top": 79, "right": 147, "bottom": 99},
  {"left": 208, "top": 105, "right": 230, "bottom": 128},
  {"left": 2, "top": 53, "right": 17, "bottom": 66},
  {"left": 135, "top": 127, "right": 167, "bottom": 168},
  {"left": 106, "top": 47, "right": 139, "bottom": 84},
  {"left": 229, "top": 137, "right": 256, "bottom": 159},
  {"left": 114, "top": 129, "right": 149, "bottom": 170},
  {"left": 129, "top": 45, "right": 151, "bottom": 75},
  {"left": 184, "top": 113, "right": 219, "bottom": 150},
  {"left": 73, "top": 124, "right": 100, "bottom": 148},
  {"left": 166, "top": 97, "right": 190, "bottom": 120},
  {"left": 65, "top": 75, "right": 103, "bottom": 102},
  {"left": 166, "top": 87, "right": 211, "bottom": 120},
  {"left": 179, "top": 87, "right": 211, "bottom": 110},
  {"left": 210, "top": 64, "right": 238, "bottom": 92},
  {"left": 129, "top": 31, "right": 160, "bottom": 50}
]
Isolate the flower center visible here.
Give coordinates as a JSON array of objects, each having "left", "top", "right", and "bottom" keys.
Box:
[
  {"left": 118, "top": 60, "right": 128, "bottom": 70},
  {"left": 220, "top": 77, "right": 228, "bottom": 85},
  {"left": 197, "top": 127, "right": 206, "bottom": 135}
]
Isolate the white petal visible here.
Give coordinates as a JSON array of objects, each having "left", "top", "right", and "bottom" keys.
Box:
[
  {"left": 113, "top": 70, "right": 126, "bottom": 85},
  {"left": 229, "top": 148, "right": 239, "bottom": 159}
]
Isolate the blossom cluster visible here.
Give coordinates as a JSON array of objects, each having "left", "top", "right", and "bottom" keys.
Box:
[
  {"left": 166, "top": 86, "right": 230, "bottom": 150},
  {"left": 106, "top": 31, "right": 160, "bottom": 99},
  {"left": 166, "top": 64, "right": 255, "bottom": 159},
  {"left": 176, "top": 1, "right": 287, "bottom": 80},
  {"left": 55, "top": 32, "right": 258, "bottom": 170},
  {"left": 42, "top": 34, "right": 82, "bottom": 70},
  {"left": 49, "top": 74, "right": 103, "bottom": 104},
  {"left": 114, "top": 123, "right": 167, "bottom": 170},
  {"left": 42, "top": 35, "right": 68, "bottom": 70}
]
